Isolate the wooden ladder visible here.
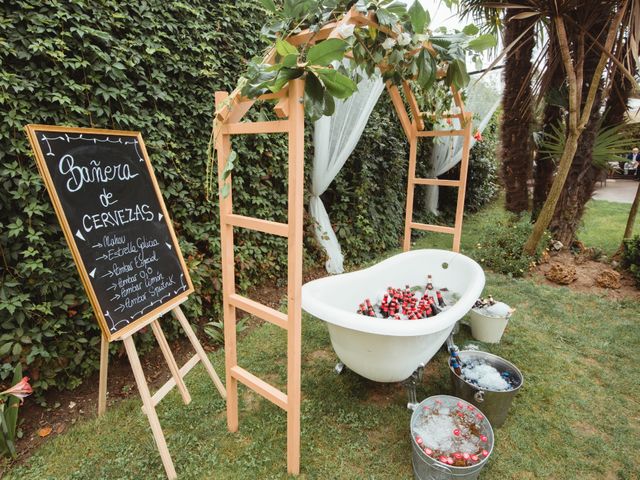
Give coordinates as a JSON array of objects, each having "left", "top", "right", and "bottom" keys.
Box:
[
  {"left": 388, "top": 82, "right": 473, "bottom": 253},
  {"left": 215, "top": 79, "right": 305, "bottom": 475}
]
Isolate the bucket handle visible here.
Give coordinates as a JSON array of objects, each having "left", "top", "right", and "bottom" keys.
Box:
[
  {"left": 429, "top": 462, "right": 453, "bottom": 480},
  {"left": 474, "top": 390, "right": 485, "bottom": 403}
]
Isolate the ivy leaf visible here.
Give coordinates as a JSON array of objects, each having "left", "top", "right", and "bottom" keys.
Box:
[
  {"left": 408, "top": 1, "right": 429, "bottom": 35},
  {"left": 276, "top": 38, "right": 298, "bottom": 57},
  {"left": 306, "top": 39, "right": 348, "bottom": 66},
  {"left": 316, "top": 68, "right": 357, "bottom": 99},
  {"left": 221, "top": 150, "right": 237, "bottom": 181},
  {"left": 258, "top": 0, "right": 276, "bottom": 13},
  {"left": 467, "top": 34, "right": 497, "bottom": 52}
]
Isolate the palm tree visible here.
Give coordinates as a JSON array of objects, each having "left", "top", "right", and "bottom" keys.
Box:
[
  {"left": 460, "top": 1, "right": 537, "bottom": 214},
  {"left": 461, "top": 0, "right": 639, "bottom": 253}
]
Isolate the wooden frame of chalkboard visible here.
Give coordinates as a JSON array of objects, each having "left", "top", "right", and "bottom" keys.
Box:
[{"left": 25, "top": 125, "right": 194, "bottom": 342}]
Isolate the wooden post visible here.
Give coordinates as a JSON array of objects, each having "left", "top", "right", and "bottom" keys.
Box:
[
  {"left": 403, "top": 128, "right": 418, "bottom": 252},
  {"left": 286, "top": 78, "right": 305, "bottom": 475},
  {"left": 151, "top": 320, "right": 191, "bottom": 405},
  {"left": 453, "top": 112, "right": 472, "bottom": 252},
  {"left": 216, "top": 91, "right": 239, "bottom": 433},
  {"left": 171, "top": 306, "right": 226, "bottom": 398},
  {"left": 98, "top": 332, "right": 109, "bottom": 416},
  {"left": 123, "top": 335, "right": 177, "bottom": 480}
]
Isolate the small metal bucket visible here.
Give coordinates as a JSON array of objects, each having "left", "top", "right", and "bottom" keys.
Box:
[
  {"left": 449, "top": 351, "right": 523, "bottom": 428},
  {"left": 411, "top": 395, "right": 494, "bottom": 480}
]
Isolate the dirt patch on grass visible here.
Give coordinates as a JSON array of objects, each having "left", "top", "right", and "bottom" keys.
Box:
[
  {"left": 534, "top": 251, "right": 640, "bottom": 300},
  {"left": 307, "top": 349, "right": 335, "bottom": 363}
]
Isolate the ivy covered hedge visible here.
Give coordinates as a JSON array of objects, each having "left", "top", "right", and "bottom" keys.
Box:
[{"left": 0, "top": 0, "right": 497, "bottom": 394}]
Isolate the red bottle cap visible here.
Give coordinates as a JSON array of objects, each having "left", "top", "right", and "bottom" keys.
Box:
[
  {"left": 482, "top": 449, "right": 489, "bottom": 457},
  {"left": 471, "top": 454, "right": 479, "bottom": 462},
  {"left": 462, "top": 453, "right": 470, "bottom": 460},
  {"left": 415, "top": 436, "right": 423, "bottom": 445},
  {"left": 453, "top": 429, "right": 461, "bottom": 436},
  {"left": 480, "top": 435, "right": 487, "bottom": 442}
]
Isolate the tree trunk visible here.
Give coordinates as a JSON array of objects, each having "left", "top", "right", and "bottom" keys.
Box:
[
  {"left": 533, "top": 39, "right": 564, "bottom": 218},
  {"left": 501, "top": 8, "right": 535, "bottom": 213},
  {"left": 622, "top": 182, "right": 640, "bottom": 241},
  {"left": 547, "top": 14, "right": 606, "bottom": 246}
]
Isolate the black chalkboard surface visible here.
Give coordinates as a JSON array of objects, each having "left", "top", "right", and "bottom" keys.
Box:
[{"left": 25, "top": 125, "right": 193, "bottom": 341}]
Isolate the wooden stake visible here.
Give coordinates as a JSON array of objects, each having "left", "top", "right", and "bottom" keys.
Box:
[
  {"left": 98, "top": 332, "right": 109, "bottom": 416},
  {"left": 171, "top": 306, "right": 226, "bottom": 399},
  {"left": 123, "top": 335, "right": 177, "bottom": 480},
  {"left": 151, "top": 320, "right": 191, "bottom": 405}
]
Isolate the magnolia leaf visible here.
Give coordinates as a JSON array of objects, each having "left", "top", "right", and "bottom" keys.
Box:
[
  {"left": 269, "top": 67, "right": 303, "bottom": 93},
  {"left": 463, "top": 24, "right": 479, "bottom": 36},
  {"left": 258, "top": 0, "right": 276, "bottom": 12},
  {"left": 408, "top": 1, "right": 429, "bottom": 35},
  {"left": 417, "top": 50, "right": 436, "bottom": 90},
  {"left": 305, "top": 72, "right": 324, "bottom": 103},
  {"left": 446, "top": 59, "right": 470, "bottom": 88},
  {"left": 467, "top": 34, "right": 497, "bottom": 52},
  {"left": 322, "top": 91, "right": 335, "bottom": 117},
  {"left": 276, "top": 38, "right": 298, "bottom": 57},
  {"left": 282, "top": 53, "right": 298, "bottom": 68},
  {"left": 307, "top": 39, "right": 348, "bottom": 66},
  {"left": 316, "top": 69, "right": 357, "bottom": 99}
]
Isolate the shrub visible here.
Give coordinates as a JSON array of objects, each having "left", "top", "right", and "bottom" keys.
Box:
[
  {"left": 471, "top": 215, "right": 548, "bottom": 277},
  {"left": 622, "top": 235, "right": 640, "bottom": 287}
]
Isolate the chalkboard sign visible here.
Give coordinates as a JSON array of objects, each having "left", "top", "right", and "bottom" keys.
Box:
[{"left": 25, "top": 125, "right": 194, "bottom": 341}]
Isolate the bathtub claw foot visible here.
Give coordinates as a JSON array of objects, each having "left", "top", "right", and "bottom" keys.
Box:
[
  {"left": 334, "top": 362, "right": 345, "bottom": 375},
  {"left": 404, "top": 363, "right": 425, "bottom": 410}
]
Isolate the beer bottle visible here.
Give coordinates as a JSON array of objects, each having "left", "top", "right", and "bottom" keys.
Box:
[
  {"left": 436, "top": 291, "right": 446, "bottom": 308},
  {"left": 425, "top": 274, "right": 434, "bottom": 291}
]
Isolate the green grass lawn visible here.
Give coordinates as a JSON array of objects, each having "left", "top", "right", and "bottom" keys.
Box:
[
  {"left": 578, "top": 200, "right": 638, "bottom": 255},
  {"left": 5, "top": 197, "right": 639, "bottom": 479},
  {"left": 5, "top": 272, "right": 639, "bottom": 479}
]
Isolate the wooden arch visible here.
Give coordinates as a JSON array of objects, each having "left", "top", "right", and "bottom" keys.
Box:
[{"left": 213, "top": 9, "right": 472, "bottom": 476}]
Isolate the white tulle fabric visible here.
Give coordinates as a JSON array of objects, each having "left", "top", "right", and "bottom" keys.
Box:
[
  {"left": 311, "top": 71, "right": 384, "bottom": 274},
  {"left": 425, "top": 79, "right": 501, "bottom": 214}
]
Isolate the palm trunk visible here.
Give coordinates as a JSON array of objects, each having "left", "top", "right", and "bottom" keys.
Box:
[
  {"left": 623, "top": 182, "right": 640, "bottom": 240},
  {"left": 501, "top": 8, "right": 535, "bottom": 213},
  {"left": 533, "top": 40, "right": 564, "bottom": 218}
]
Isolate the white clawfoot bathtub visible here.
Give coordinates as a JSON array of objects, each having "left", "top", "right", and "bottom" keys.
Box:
[{"left": 302, "top": 249, "right": 485, "bottom": 382}]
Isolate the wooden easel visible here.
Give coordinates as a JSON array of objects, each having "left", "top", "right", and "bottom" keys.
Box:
[{"left": 97, "top": 303, "right": 226, "bottom": 479}]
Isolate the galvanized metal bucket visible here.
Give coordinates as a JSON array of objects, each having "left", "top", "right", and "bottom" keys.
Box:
[
  {"left": 410, "top": 395, "right": 494, "bottom": 480},
  {"left": 449, "top": 351, "right": 523, "bottom": 428}
]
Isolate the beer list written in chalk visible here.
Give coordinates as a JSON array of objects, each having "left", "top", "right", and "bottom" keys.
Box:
[{"left": 32, "top": 130, "right": 189, "bottom": 337}]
